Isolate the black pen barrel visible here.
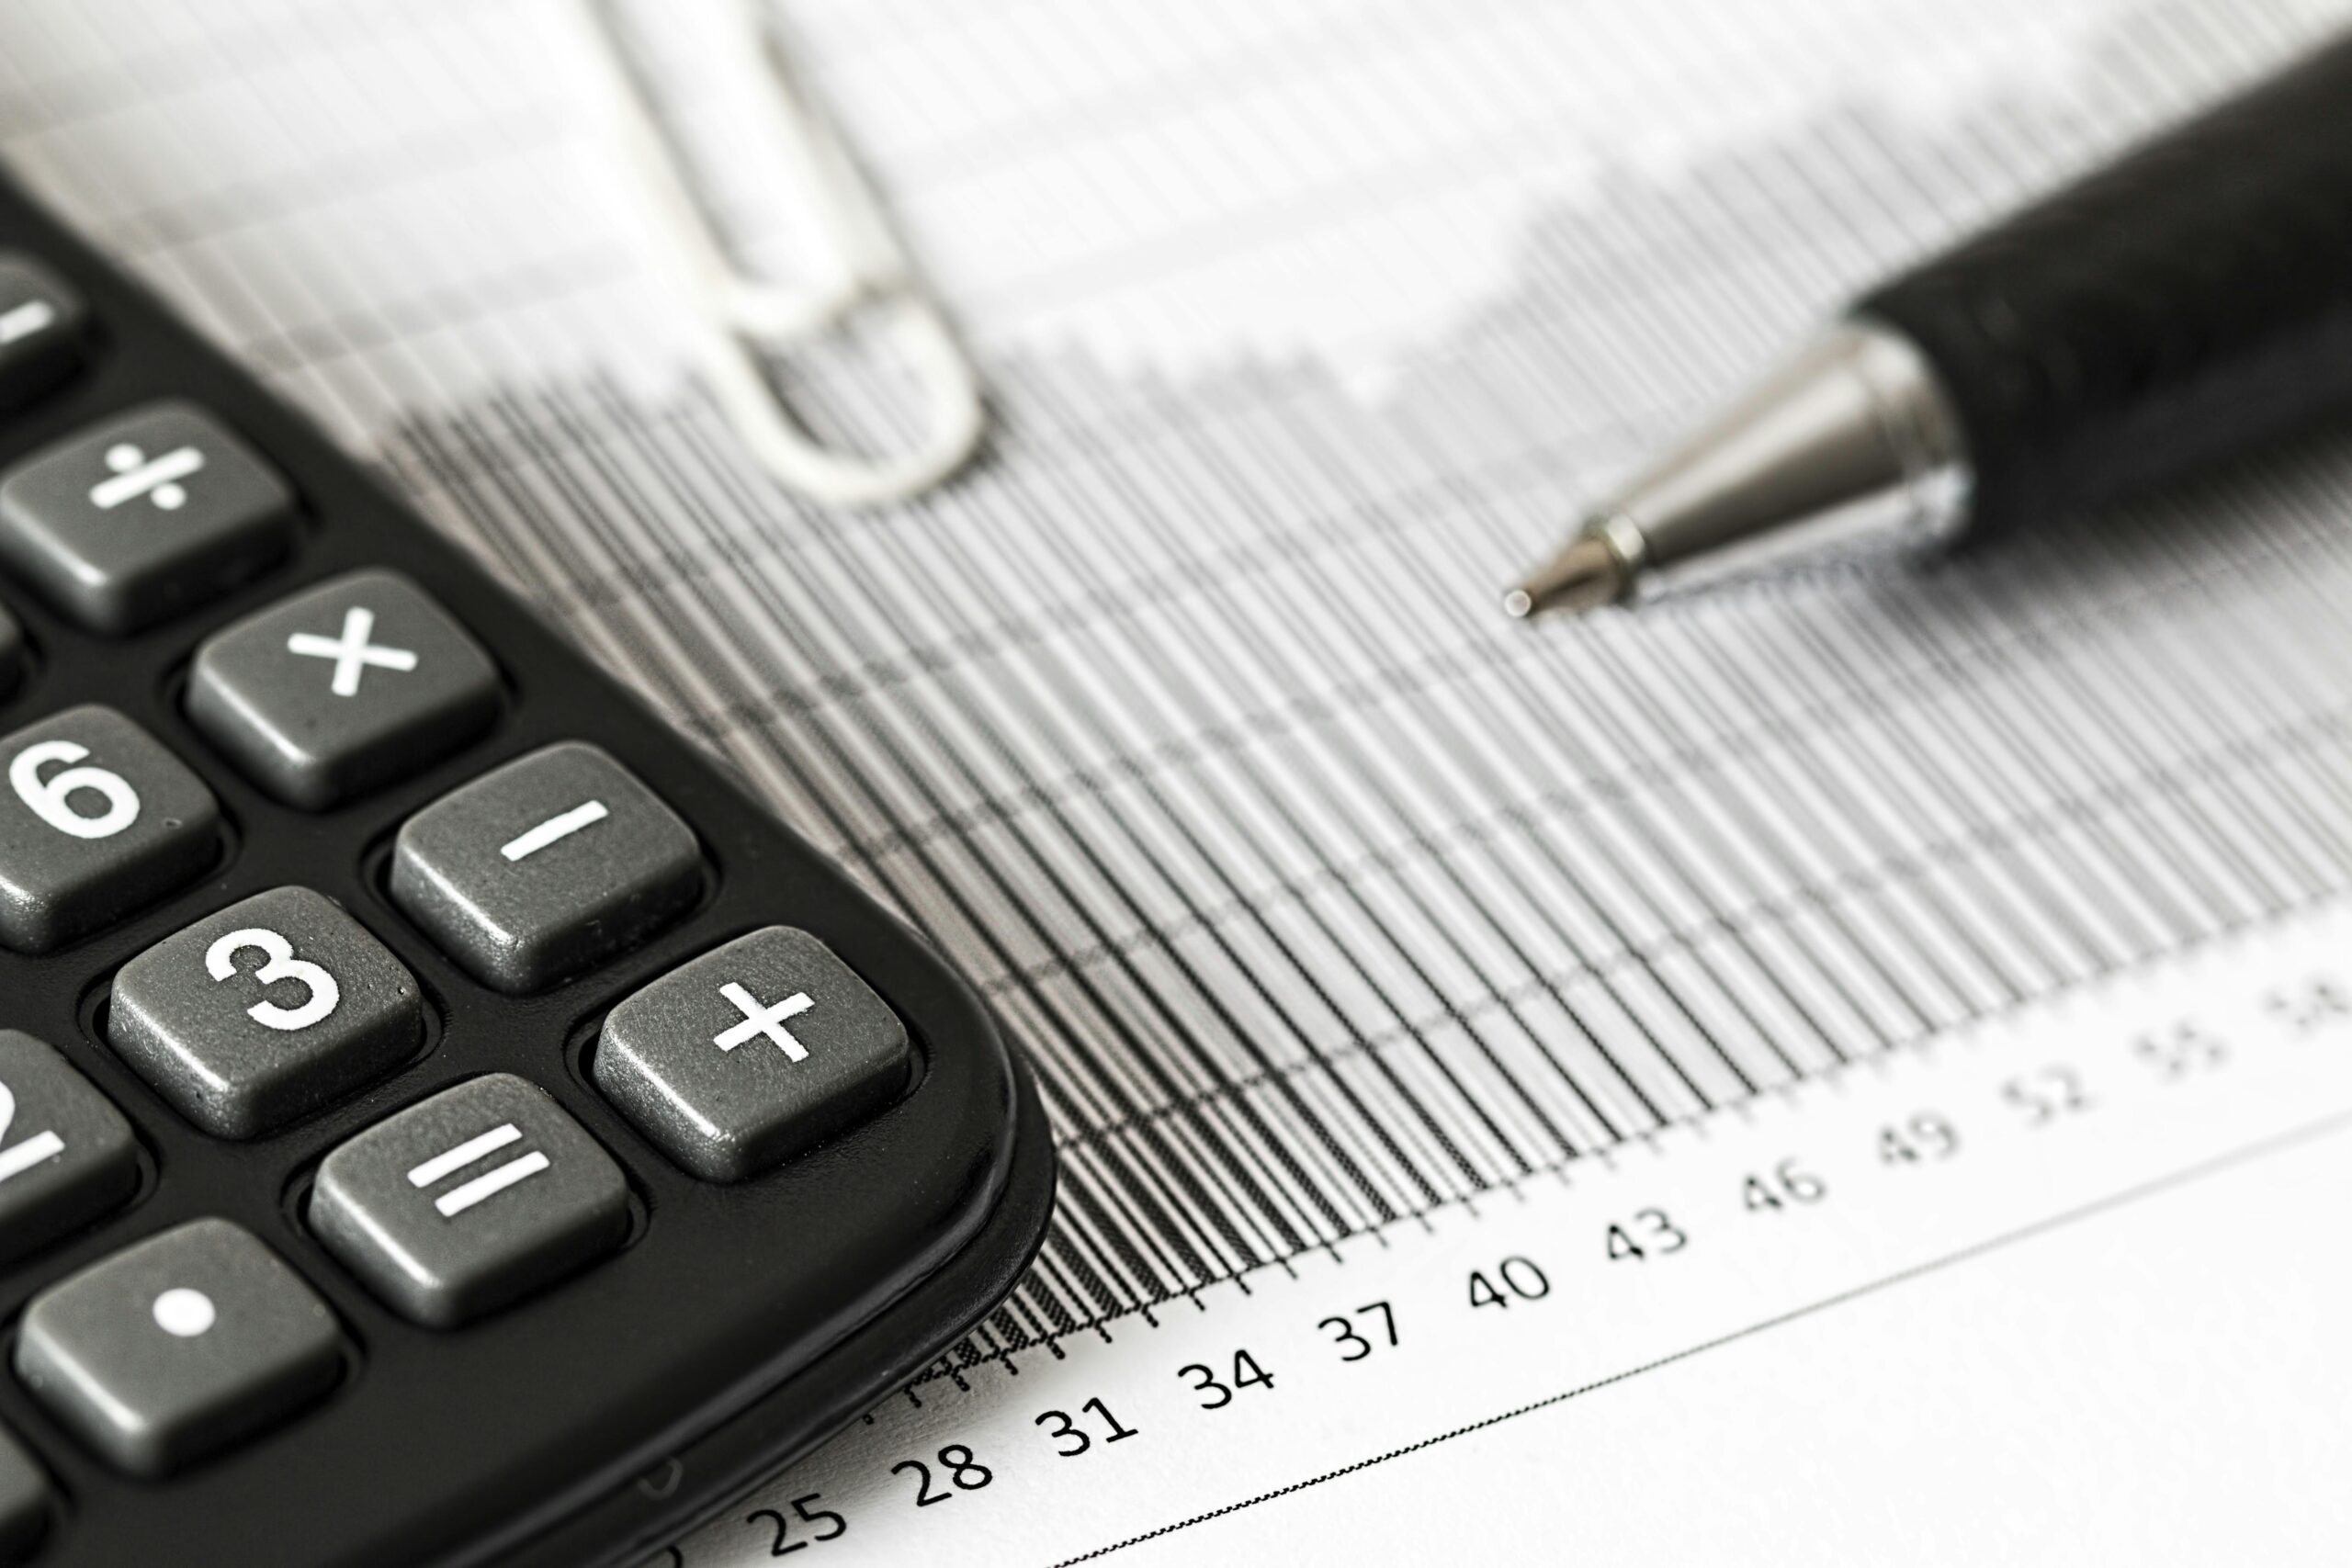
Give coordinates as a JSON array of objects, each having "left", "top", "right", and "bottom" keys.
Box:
[{"left": 1855, "top": 32, "right": 2352, "bottom": 538}]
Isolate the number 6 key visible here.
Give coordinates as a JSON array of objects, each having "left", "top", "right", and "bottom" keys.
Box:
[{"left": 0, "top": 705, "right": 220, "bottom": 952}]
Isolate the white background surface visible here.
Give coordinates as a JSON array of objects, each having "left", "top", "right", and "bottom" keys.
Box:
[{"left": 5, "top": 3, "right": 2352, "bottom": 1562}]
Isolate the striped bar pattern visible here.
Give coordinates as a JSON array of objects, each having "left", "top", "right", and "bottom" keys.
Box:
[{"left": 372, "top": 6, "right": 2352, "bottom": 1360}]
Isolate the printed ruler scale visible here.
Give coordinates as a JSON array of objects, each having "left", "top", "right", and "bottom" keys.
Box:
[{"left": 664, "top": 899, "right": 2352, "bottom": 1564}]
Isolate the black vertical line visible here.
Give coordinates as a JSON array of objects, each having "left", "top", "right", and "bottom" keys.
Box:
[
  {"left": 548, "top": 382, "right": 1237, "bottom": 1308},
  {"left": 2053, "top": 490, "right": 2352, "bottom": 897},
  {"left": 1681, "top": 609, "right": 2030, "bottom": 1007},
  {"left": 1770, "top": 606, "right": 2088, "bottom": 989},
  {"left": 797, "top": 414, "right": 1373, "bottom": 1250},
  {"left": 1922, "top": 572, "right": 2223, "bottom": 945},
  {"left": 1973, "top": 560, "right": 2286, "bottom": 929},
  {"left": 1022, "top": 367, "right": 1575, "bottom": 1170},
  {"left": 646, "top": 396, "right": 1306, "bottom": 1292},
  {"left": 1234, "top": 388, "right": 1684, "bottom": 1127},
  {"left": 1006, "top": 361, "right": 1545, "bottom": 1181},
  {"left": 959, "top": 386, "right": 1498, "bottom": 1206},
  {"left": 1162, "top": 395, "right": 1636, "bottom": 1143},
  {"left": 860, "top": 430, "right": 1441, "bottom": 1224},
  {"left": 1643, "top": 616, "right": 1976, "bottom": 1029}
]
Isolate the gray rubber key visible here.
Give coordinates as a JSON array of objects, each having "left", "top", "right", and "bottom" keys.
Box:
[
  {"left": 594, "top": 928, "right": 910, "bottom": 1182},
  {"left": 0, "top": 400, "right": 295, "bottom": 633},
  {"left": 310, "top": 1074, "right": 628, "bottom": 1328},
  {"left": 0, "top": 1032, "right": 136, "bottom": 1266},
  {"left": 187, "top": 569, "right": 500, "bottom": 809},
  {"left": 390, "top": 741, "right": 701, "bottom": 993},
  {"left": 0, "top": 1424, "right": 48, "bottom": 1561},
  {"left": 14, "top": 1217, "right": 342, "bottom": 1478},
  {"left": 0, "top": 704, "right": 220, "bottom": 953},
  {"left": 108, "top": 886, "right": 423, "bottom": 1138},
  {"left": 0, "top": 252, "right": 85, "bottom": 412}
]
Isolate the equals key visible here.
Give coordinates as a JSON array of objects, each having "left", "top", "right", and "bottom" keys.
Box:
[{"left": 310, "top": 1075, "right": 628, "bottom": 1328}]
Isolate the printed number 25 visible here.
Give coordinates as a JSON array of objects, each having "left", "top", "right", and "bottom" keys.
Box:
[{"left": 746, "top": 1493, "right": 846, "bottom": 1555}]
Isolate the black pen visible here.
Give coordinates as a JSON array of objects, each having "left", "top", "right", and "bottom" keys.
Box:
[{"left": 1505, "top": 32, "right": 2352, "bottom": 618}]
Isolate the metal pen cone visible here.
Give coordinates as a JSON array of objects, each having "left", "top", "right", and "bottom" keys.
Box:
[
  {"left": 1502, "top": 533, "right": 1628, "bottom": 619},
  {"left": 1502, "top": 322, "right": 1968, "bottom": 617}
]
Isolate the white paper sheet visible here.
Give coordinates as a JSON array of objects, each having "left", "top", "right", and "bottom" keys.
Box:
[{"left": 6, "top": 1, "right": 2352, "bottom": 1561}]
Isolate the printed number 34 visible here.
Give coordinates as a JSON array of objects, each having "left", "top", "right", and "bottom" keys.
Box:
[{"left": 206, "top": 929, "right": 339, "bottom": 1032}]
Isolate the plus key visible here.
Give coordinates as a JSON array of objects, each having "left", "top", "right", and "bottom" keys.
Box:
[{"left": 595, "top": 928, "right": 913, "bottom": 1181}]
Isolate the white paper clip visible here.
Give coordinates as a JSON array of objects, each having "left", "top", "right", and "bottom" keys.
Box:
[{"left": 577, "top": 0, "right": 985, "bottom": 507}]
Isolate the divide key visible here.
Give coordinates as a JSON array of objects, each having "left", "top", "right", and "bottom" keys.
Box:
[{"left": 0, "top": 400, "right": 294, "bottom": 634}]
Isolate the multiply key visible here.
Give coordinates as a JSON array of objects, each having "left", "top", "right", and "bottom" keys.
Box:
[{"left": 187, "top": 570, "right": 498, "bottom": 808}]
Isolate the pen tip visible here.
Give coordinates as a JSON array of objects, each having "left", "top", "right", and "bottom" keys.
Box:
[{"left": 1503, "top": 533, "right": 1627, "bottom": 620}]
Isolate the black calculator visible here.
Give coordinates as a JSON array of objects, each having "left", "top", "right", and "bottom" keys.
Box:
[{"left": 0, "top": 173, "right": 1054, "bottom": 1565}]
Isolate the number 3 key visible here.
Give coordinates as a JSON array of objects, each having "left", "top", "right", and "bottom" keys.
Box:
[{"left": 108, "top": 887, "right": 423, "bottom": 1138}]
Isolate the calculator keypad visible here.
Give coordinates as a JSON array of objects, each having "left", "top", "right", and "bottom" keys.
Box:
[
  {"left": 0, "top": 1032, "right": 136, "bottom": 1267},
  {"left": 0, "top": 400, "right": 294, "bottom": 635},
  {"left": 187, "top": 568, "right": 499, "bottom": 809},
  {"left": 0, "top": 205, "right": 1045, "bottom": 1568},
  {"left": 310, "top": 1074, "right": 628, "bottom": 1328},
  {"left": 390, "top": 741, "right": 702, "bottom": 994},
  {"left": 107, "top": 887, "right": 423, "bottom": 1139},
  {"left": 0, "top": 705, "right": 220, "bottom": 953},
  {"left": 594, "top": 927, "right": 911, "bottom": 1182},
  {"left": 14, "top": 1218, "right": 342, "bottom": 1479},
  {"left": 0, "top": 253, "right": 85, "bottom": 412}
]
